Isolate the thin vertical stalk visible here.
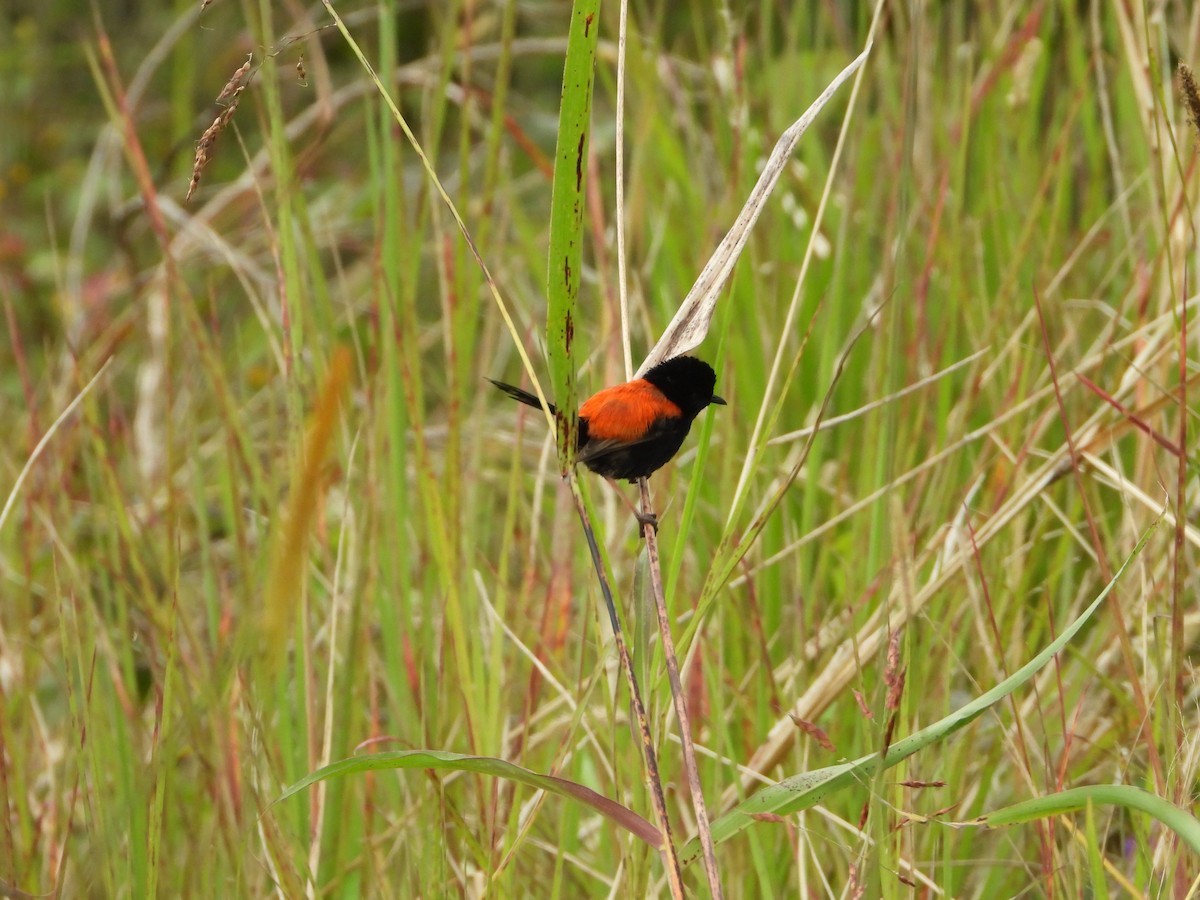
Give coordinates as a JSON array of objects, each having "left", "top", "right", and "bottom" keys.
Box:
[
  {"left": 615, "top": 0, "right": 632, "bottom": 379},
  {"left": 568, "top": 477, "right": 685, "bottom": 898},
  {"left": 638, "top": 480, "right": 723, "bottom": 899}
]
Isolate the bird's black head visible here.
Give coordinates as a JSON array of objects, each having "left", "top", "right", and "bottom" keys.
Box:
[{"left": 642, "top": 356, "right": 726, "bottom": 419}]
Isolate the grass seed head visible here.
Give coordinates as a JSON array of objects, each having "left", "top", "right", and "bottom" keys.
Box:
[
  {"left": 1180, "top": 63, "right": 1200, "bottom": 141},
  {"left": 187, "top": 57, "right": 251, "bottom": 203}
]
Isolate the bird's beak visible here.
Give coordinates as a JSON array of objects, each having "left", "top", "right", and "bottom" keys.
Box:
[{"left": 711, "top": 394, "right": 727, "bottom": 406}]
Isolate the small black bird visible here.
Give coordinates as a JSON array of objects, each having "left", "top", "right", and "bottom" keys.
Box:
[{"left": 488, "top": 355, "right": 725, "bottom": 482}]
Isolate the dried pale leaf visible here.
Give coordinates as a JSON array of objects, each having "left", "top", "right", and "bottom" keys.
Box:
[{"left": 637, "top": 43, "right": 872, "bottom": 376}]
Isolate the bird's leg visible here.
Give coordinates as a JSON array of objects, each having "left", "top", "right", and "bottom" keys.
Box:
[
  {"left": 634, "top": 480, "right": 658, "bottom": 534},
  {"left": 603, "top": 478, "right": 658, "bottom": 532}
]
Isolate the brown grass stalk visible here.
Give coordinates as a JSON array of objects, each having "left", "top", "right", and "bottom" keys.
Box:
[
  {"left": 1174, "top": 60, "right": 1197, "bottom": 774},
  {"left": 637, "top": 479, "right": 723, "bottom": 899},
  {"left": 1032, "top": 286, "right": 1166, "bottom": 793},
  {"left": 567, "top": 477, "right": 685, "bottom": 898}
]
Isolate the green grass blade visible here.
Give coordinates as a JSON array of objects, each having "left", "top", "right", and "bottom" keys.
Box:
[
  {"left": 545, "top": 0, "right": 601, "bottom": 464},
  {"left": 982, "top": 785, "right": 1200, "bottom": 856},
  {"left": 1084, "top": 800, "right": 1111, "bottom": 900},
  {"left": 276, "top": 749, "right": 662, "bottom": 849}
]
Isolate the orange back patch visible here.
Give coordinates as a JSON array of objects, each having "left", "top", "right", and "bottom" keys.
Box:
[{"left": 580, "top": 380, "right": 682, "bottom": 443}]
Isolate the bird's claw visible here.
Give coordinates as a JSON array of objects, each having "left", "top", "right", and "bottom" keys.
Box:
[{"left": 636, "top": 510, "right": 659, "bottom": 533}]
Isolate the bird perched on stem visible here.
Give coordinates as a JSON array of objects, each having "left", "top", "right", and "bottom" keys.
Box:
[{"left": 488, "top": 355, "right": 725, "bottom": 483}]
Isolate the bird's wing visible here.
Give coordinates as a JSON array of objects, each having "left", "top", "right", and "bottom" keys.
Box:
[{"left": 576, "top": 417, "right": 684, "bottom": 465}]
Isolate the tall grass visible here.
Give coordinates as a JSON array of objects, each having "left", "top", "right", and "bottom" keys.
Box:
[{"left": 1, "top": 1, "right": 1198, "bottom": 896}]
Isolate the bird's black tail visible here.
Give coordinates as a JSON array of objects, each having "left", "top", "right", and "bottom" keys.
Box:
[{"left": 487, "top": 379, "right": 557, "bottom": 416}]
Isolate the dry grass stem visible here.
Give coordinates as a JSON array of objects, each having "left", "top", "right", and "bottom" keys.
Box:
[
  {"left": 569, "top": 479, "right": 685, "bottom": 898},
  {"left": 637, "top": 479, "right": 723, "bottom": 899}
]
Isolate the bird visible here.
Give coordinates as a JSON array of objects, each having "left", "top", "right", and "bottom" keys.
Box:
[{"left": 488, "top": 355, "right": 725, "bottom": 482}]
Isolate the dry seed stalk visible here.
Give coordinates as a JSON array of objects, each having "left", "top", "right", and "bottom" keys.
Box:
[
  {"left": 187, "top": 54, "right": 253, "bottom": 202},
  {"left": 1179, "top": 64, "right": 1200, "bottom": 140}
]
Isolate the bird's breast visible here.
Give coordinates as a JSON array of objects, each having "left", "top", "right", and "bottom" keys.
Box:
[{"left": 579, "top": 380, "right": 682, "bottom": 443}]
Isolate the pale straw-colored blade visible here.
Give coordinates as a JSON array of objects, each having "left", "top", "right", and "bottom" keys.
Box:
[{"left": 636, "top": 43, "right": 872, "bottom": 376}]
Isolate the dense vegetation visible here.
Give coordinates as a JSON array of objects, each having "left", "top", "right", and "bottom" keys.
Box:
[{"left": 2, "top": 1, "right": 1197, "bottom": 896}]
